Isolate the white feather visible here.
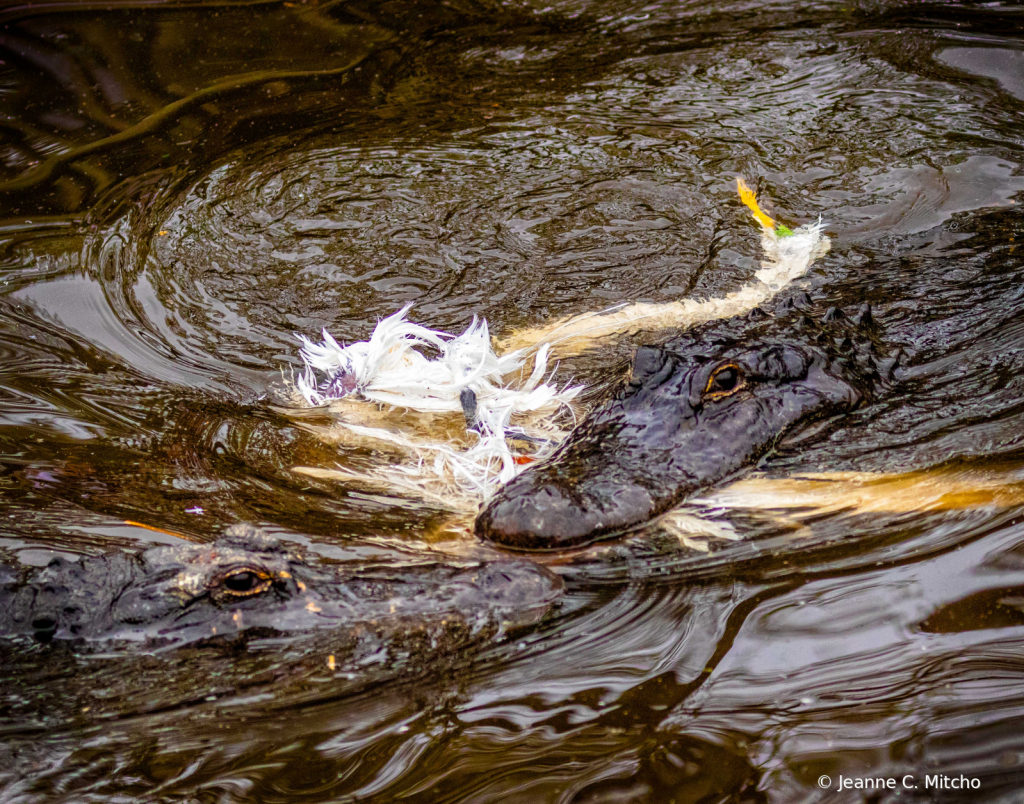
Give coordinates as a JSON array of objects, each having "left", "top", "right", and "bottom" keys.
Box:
[{"left": 291, "top": 216, "right": 829, "bottom": 509}]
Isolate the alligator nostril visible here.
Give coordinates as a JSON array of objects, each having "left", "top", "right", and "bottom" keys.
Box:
[{"left": 32, "top": 617, "right": 57, "bottom": 639}]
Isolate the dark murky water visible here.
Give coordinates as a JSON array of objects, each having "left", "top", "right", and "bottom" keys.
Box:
[{"left": 2, "top": 0, "right": 1024, "bottom": 800}]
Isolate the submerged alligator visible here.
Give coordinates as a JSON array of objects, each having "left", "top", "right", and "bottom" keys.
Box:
[
  {"left": 1, "top": 300, "right": 897, "bottom": 644},
  {"left": 1, "top": 294, "right": 898, "bottom": 644},
  {"left": 476, "top": 292, "right": 897, "bottom": 550},
  {"left": 0, "top": 524, "right": 562, "bottom": 644}
]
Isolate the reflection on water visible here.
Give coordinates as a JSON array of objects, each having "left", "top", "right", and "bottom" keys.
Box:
[{"left": 2, "top": 0, "right": 1024, "bottom": 801}]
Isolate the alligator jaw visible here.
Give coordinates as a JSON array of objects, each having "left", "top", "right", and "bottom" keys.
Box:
[{"left": 476, "top": 329, "right": 869, "bottom": 551}]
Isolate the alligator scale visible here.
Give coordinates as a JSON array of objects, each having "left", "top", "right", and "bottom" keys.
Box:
[
  {"left": 477, "top": 295, "right": 896, "bottom": 550},
  {"left": 0, "top": 524, "right": 562, "bottom": 644}
]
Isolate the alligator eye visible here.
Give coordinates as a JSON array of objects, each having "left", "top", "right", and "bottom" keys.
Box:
[
  {"left": 703, "top": 363, "right": 746, "bottom": 400},
  {"left": 220, "top": 569, "right": 272, "bottom": 596}
]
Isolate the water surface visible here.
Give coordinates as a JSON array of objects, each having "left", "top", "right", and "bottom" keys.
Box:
[{"left": 2, "top": 0, "right": 1024, "bottom": 801}]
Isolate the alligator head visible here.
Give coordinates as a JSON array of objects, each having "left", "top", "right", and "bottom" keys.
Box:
[
  {"left": 0, "top": 524, "right": 562, "bottom": 644},
  {"left": 477, "top": 296, "right": 894, "bottom": 550}
]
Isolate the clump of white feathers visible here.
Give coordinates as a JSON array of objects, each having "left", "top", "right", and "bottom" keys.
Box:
[
  {"left": 294, "top": 307, "right": 581, "bottom": 502},
  {"left": 290, "top": 185, "right": 830, "bottom": 510}
]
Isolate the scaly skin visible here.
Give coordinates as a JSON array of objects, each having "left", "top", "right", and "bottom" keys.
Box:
[
  {"left": 0, "top": 524, "right": 562, "bottom": 644},
  {"left": 476, "top": 294, "right": 896, "bottom": 550}
]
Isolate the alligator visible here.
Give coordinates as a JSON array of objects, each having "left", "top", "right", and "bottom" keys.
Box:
[
  {"left": 476, "top": 293, "right": 897, "bottom": 550},
  {"left": 0, "top": 524, "right": 562, "bottom": 644},
  {"left": 0, "top": 298, "right": 890, "bottom": 643}
]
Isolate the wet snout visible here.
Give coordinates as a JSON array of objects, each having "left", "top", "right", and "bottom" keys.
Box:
[
  {"left": 452, "top": 560, "right": 565, "bottom": 625},
  {"left": 475, "top": 343, "right": 858, "bottom": 551},
  {"left": 475, "top": 364, "right": 702, "bottom": 550},
  {"left": 475, "top": 467, "right": 659, "bottom": 550}
]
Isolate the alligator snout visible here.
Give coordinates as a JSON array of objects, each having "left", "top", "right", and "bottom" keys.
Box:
[
  {"left": 477, "top": 314, "right": 877, "bottom": 550},
  {"left": 476, "top": 463, "right": 659, "bottom": 551}
]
